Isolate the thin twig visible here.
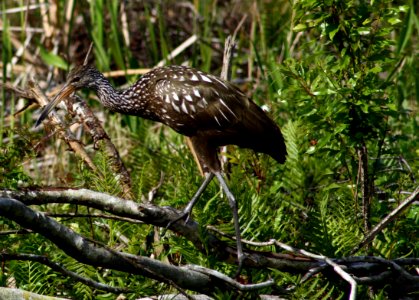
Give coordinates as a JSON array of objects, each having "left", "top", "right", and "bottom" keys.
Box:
[
  {"left": 351, "top": 185, "right": 419, "bottom": 254},
  {"left": 220, "top": 14, "right": 247, "bottom": 80},
  {"left": 103, "top": 68, "right": 152, "bottom": 77},
  {"left": 399, "top": 155, "right": 416, "bottom": 183},
  {"left": 218, "top": 17, "right": 245, "bottom": 171},
  {"left": 28, "top": 80, "right": 99, "bottom": 173},
  {"left": 156, "top": 35, "right": 198, "bottom": 67},
  {"left": 358, "top": 143, "right": 371, "bottom": 237},
  {"left": 186, "top": 265, "right": 274, "bottom": 291},
  {"left": 120, "top": 1, "right": 130, "bottom": 47},
  {"left": 353, "top": 271, "right": 393, "bottom": 284},
  {"left": 143, "top": 171, "right": 165, "bottom": 203},
  {"left": 0, "top": 3, "right": 47, "bottom": 15},
  {"left": 0, "top": 229, "right": 32, "bottom": 235},
  {"left": 243, "top": 239, "right": 357, "bottom": 300},
  {"left": 83, "top": 43, "right": 94, "bottom": 66},
  {"left": 334, "top": 256, "right": 419, "bottom": 284},
  {"left": 71, "top": 95, "right": 133, "bottom": 198},
  {"left": 300, "top": 266, "right": 327, "bottom": 283},
  {"left": 0, "top": 82, "right": 35, "bottom": 100}
]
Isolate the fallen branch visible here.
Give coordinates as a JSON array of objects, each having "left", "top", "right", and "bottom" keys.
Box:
[
  {"left": 1, "top": 188, "right": 417, "bottom": 296},
  {"left": 0, "top": 188, "right": 316, "bottom": 270},
  {"left": 0, "top": 197, "right": 281, "bottom": 296},
  {"left": 0, "top": 197, "right": 219, "bottom": 294}
]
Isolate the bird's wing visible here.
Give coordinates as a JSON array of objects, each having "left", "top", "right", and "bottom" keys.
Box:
[{"left": 153, "top": 67, "right": 249, "bottom": 132}]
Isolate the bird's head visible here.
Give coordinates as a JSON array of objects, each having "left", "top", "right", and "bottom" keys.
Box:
[
  {"left": 35, "top": 65, "right": 101, "bottom": 127},
  {"left": 65, "top": 65, "right": 102, "bottom": 89}
]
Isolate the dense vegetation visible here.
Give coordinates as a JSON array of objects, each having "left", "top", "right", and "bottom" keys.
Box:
[{"left": 0, "top": 0, "right": 417, "bottom": 299}]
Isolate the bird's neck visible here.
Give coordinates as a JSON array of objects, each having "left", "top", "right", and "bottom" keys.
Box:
[{"left": 93, "top": 75, "right": 137, "bottom": 115}]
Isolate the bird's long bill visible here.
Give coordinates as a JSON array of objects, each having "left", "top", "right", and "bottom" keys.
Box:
[{"left": 35, "top": 84, "right": 75, "bottom": 127}]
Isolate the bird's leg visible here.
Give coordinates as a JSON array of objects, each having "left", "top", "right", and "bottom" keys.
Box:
[
  {"left": 182, "top": 172, "right": 215, "bottom": 223},
  {"left": 167, "top": 172, "right": 214, "bottom": 227},
  {"left": 214, "top": 171, "right": 245, "bottom": 277}
]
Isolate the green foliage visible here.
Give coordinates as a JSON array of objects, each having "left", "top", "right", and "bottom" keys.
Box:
[
  {"left": 39, "top": 47, "right": 69, "bottom": 70},
  {"left": 75, "top": 147, "right": 124, "bottom": 196},
  {"left": 0, "top": 128, "right": 34, "bottom": 189},
  {"left": 1, "top": 2, "right": 12, "bottom": 144}
]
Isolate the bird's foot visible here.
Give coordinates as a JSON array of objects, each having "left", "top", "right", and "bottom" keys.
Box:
[
  {"left": 233, "top": 253, "right": 246, "bottom": 279},
  {"left": 166, "top": 209, "right": 192, "bottom": 229}
]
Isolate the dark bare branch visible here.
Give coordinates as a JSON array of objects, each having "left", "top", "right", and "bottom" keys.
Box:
[
  {"left": 0, "top": 197, "right": 224, "bottom": 295},
  {"left": 0, "top": 190, "right": 418, "bottom": 296},
  {"left": 0, "top": 188, "right": 318, "bottom": 270}
]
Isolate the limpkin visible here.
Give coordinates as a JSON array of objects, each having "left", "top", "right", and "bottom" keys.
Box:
[{"left": 36, "top": 65, "right": 287, "bottom": 273}]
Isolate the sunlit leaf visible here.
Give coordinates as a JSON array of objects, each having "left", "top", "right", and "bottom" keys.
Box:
[{"left": 39, "top": 48, "right": 69, "bottom": 70}]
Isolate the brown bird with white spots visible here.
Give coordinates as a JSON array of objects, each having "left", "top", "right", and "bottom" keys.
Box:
[{"left": 36, "top": 65, "right": 287, "bottom": 275}]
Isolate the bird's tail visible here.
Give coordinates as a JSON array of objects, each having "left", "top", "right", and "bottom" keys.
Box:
[{"left": 240, "top": 102, "right": 287, "bottom": 164}]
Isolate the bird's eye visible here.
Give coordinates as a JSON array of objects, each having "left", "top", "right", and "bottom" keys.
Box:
[{"left": 71, "top": 76, "right": 81, "bottom": 83}]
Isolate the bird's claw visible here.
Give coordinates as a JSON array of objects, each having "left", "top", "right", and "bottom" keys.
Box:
[
  {"left": 233, "top": 254, "right": 245, "bottom": 279},
  {"left": 166, "top": 210, "right": 192, "bottom": 229}
]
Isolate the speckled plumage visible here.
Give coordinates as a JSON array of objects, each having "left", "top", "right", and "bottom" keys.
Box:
[{"left": 61, "top": 65, "right": 286, "bottom": 172}]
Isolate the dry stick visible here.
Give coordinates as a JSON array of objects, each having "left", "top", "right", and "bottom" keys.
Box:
[
  {"left": 0, "top": 19, "right": 37, "bottom": 67},
  {"left": 0, "top": 229, "right": 32, "bottom": 235},
  {"left": 1, "top": 3, "right": 46, "bottom": 14},
  {"left": 143, "top": 171, "right": 165, "bottom": 203},
  {"left": 120, "top": 1, "right": 130, "bottom": 47},
  {"left": 353, "top": 150, "right": 362, "bottom": 218},
  {"left": 103, "top": 68, "right": 152, "bottom": 77},
  {"left": 218, "top": 35, "right": 236, "bottom": 171},
  {"left": 338, "top": 256, "right": 419, "bottom": 282},
  {"left": 28, "top": 80, "right": 99, "bottom": 173},
  {"left": 80, "top": 237, "right": 197, "bottom": 300},
  {"left": 357, "top": 144, "right": 371, "bottom": 248},
  {"left": 0, "top": 82, "right": 34, "bottom": 100},
  {"left": 351, "top": 185, "right": 419, "bottom": 254},
  {"left": 219, "top": 16, "right": 247, "bottom": 170},
  {"left": 8, "top": 74, "right": 152, "bottom": 198},
  {"left": 156, "top": 35, "right": 199, "bottom": 67},
  {"left": 399, "top": 155, "right": 416, "bottom": 183},
  {"left": 71, "top": 95, "right": 133, "bottom": 198},
  {"left": 244, "top": 239, "right": 358, "bottom": 300},
  {"left": 221, "top": 15, "right": 247, "bottom": 80},
  {"left": 83, "top": 42, "right": 94, "bottom": 66},
  {"left": 0, "top": 81, "right": 96, "bottom": 172},
  {"left": 63, "top": 0, "right": 75, "bottom": 49},
  {"left": 39, "top": 0, "right": 53, "bottom": 39},
  {"left": 0, "top": 253, "right": 128, "bottom": 293}
]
